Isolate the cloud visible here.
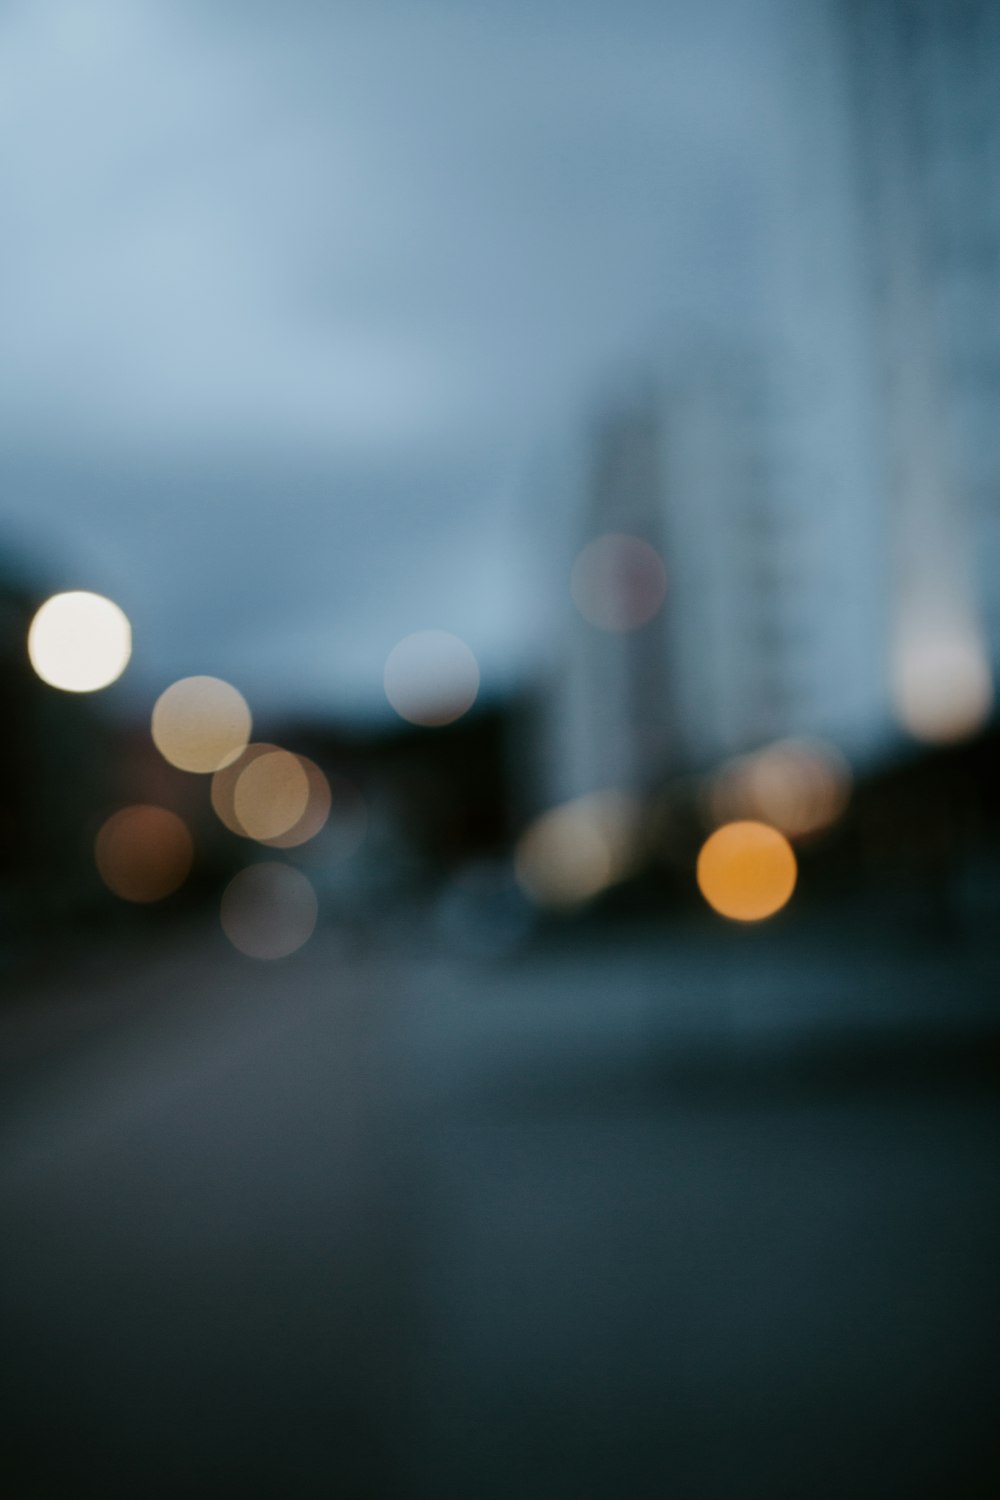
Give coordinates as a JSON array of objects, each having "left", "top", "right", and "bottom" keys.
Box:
[
  {"left": 0, "top": 0, "right": 780, "bottom": 713},
  {"left": 0, "top": 0, "right": 775, "bottom": 447}
]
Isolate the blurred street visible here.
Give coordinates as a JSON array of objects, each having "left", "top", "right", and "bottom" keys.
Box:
[
  {"left": 2, "top": 916, "right": 999, "bottom": 1497},
  {"left": 5, "top": 0, "right": 1000, "bottom": 1493}
]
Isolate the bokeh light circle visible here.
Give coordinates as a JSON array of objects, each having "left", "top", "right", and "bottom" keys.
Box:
[
  {"left": 211, "top": 746, "right": 332, "bottom": 848},
  {"left": 28, "top": 591, "right": 132, "bottom": 692},
  {"left": 571, "top": 534, "right": 667, "bottom": 631},
  {"left": 892, "top": 631, "right": 993, "bottom": 744},
  {"left": 383, "top": 630, "right": 480, "bottom": 726},
  {"left": 233, "top": 750, "right": 310, "bottom": 841},
  {"left": 95, "top": 805, "right": 193, "bottom": 903},
  {"left": 705, "top": 739, "right": 852, "bottom": 841},
  {"left": 211, "top": 743, "right": 278, "bottom": 835},
  {"left": 220, "top": 862, "right": 318, "bottom": 959},
  {"left": 696, "top": 821, "right": 797, "bottom": 922},
  {"left": 151, "top": 676, "right": 252, "bottom": 773},
  {"left": 514, "top": 791, "right": 637, "bottom": 909},
  {"left": 262, "top": 756, "right": 332, "bottom": 849}
]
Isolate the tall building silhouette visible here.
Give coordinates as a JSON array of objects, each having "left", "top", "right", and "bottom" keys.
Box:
[
  {"left": 536, "top": 339, "right": 876, "bottom": 811},
  {"left": 834, "top": 0, "right": 1000, "bottom": 741}
]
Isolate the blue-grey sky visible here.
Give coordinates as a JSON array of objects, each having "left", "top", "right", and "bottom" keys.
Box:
[{"left": 0, "top": 0, "right": 787, "bottom": 721}]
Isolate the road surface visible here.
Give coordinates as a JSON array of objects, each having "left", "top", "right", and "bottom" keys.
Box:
[{"left": 1, "top": 915, "right": 998, "bottom": 1496}]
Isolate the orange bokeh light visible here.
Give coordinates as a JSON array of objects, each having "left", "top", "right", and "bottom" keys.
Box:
[
  {"left": 95, "top": 805, "right": 194, "bottom": 903},
  {"left": 696, "top": 820, "right": 797, "bottom": 922}
]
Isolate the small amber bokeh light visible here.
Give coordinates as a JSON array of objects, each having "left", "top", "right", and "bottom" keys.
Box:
[
  {"left": 696, "top": 820, "right": 797, "bottom": 922},
  {"left": 95, "top": 805, "right": 194, "bottom": 904}
]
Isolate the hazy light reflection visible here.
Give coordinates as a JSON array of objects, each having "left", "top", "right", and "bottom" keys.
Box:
[
  {"left": 706, "top": 739, "right": 852, "bottom": 840},
  {"left": 570, "top": 534, "right": 667, "bottom": 632},
  {"left": 152, "top": 676, "right": 252, "bottom": 773},
  {"left": 233, "top": 750, "right": 310, "bottom": 841},
  {"left": 28, "top": 591, "right": 132, "bottom": 692},
  {"left": 892, "top": 628, "right": 993, "bottom": 744},
  {"left": 95, "top": 805, "right": 193, "bottom": 903},
  {"left": 514, "top": 790, "right": 638, "bottom": 909},
  {"left": 220, "top": 862, "right": 318, "bottom": 959},
  {"left": 696, "top": 820, "right": 797, "bottom": 922},
  {"left": 383, "top": 630, "right": 480, "bottom": 726}
]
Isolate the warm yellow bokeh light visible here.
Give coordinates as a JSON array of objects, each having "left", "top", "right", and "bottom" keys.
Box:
[
  {"left": 211, "top": 743, "right": 276, "bottom": 835},
  {"left": 696, "top": 821, "right": 797, "bottom": 922},
  {"left": 151, "top": 676, "right": 252, "bottom": 773},
  {"left": 706, "top": 739, "right": 852, "bottom": 841},
  {"left": 262, "top": 755, "right": 332, "bottom": 849},
  {"left": 220, "top": 862, "right": 318, "bottom": 959},
  {"left": 571, "top": 534, "right": 667, "bottom": 632},
  {"left": 514, "top": 791, "right": 637, "bottom": 909},
  {"left": 384, "top": 630, "right": 480, "bottom": 726},
  {"left": 28, "top": 591, "right": 132, "bottom": 692},
  {"left": 233, "top": 750, "right": 310, "bottom": 841},
  {"left": 210, "top": 744, "right": 330, "bottom": 847},
  {"left": 95, "top": 805, "right": 193, "bottom": 903}
]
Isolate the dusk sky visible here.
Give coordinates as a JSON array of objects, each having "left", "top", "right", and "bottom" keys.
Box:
[{"left": 1, "top": 0, "right": 791, "bottom": 722}]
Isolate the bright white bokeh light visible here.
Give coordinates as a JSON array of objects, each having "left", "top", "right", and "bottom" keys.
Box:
[
  {"left": 27, "top": 591, "right": 132, "bottom": 692},
  {"left": 892, "top": 628, "right": 993, "bottom": 744},
  {"left": 383, "top": 630, "right": 480, "bottom": 727}
]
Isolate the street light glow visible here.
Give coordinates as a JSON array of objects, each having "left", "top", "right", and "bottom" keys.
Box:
[{"left": 28, "top": 591, "right": 132, "bottom": 693}]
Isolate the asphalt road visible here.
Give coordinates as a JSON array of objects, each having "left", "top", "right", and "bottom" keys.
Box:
[{"left": 1, "top": 917, "right": 999, "bottom": 1497}]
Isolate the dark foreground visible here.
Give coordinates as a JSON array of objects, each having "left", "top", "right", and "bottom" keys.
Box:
[{"left": 1, "top": 914, "right": 999, "bottom": 1498}]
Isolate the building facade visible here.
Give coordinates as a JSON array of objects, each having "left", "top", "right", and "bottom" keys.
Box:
[
  {"left": 833, "top": 0, "right": 1000, "bottom": 741},
  {"left": 532, "top": 0, "right": 1000, "bottom": 818},
  {"left": 536, "top": 336, "right": 883, "bottom": 812}
]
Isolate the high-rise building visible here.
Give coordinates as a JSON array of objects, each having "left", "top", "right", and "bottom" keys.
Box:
[
  {"left": 831, "top": 0, "right": 1000, "bottom": 742},
  {"left": 531, "top": 0, "right": 1000, "bottom": 824},
  {"left": 533, "top": 335, "right": 883, "bottom": 813},
  {"left": 533, "top": 384, "right": 672, "bottom": 807},
  {"left": 657, "top": 345, "right": 835, "bottom": 767}
]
